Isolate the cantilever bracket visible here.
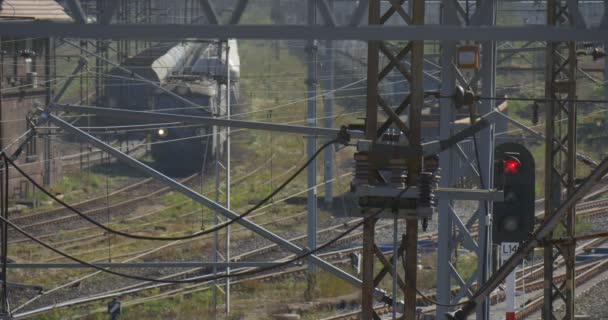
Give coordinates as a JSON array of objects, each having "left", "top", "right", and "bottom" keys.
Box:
[{"left": 422, "top": 118, "right": 490, "bottom": 156}]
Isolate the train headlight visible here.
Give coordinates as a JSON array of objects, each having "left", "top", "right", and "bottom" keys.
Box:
[{"left": 157, "top": 128, "right": 168, "bottom": 138}]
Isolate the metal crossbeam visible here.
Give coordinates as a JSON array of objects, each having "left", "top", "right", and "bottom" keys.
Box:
[
  {"left": 1, "top": 23, "right": 608, "bottom": 41},
  {"left": 51, "top": 104, "right": 364, "bottom": 139},
  {"left": 6, "top": 262, "right": 285, "bottom": 269}
]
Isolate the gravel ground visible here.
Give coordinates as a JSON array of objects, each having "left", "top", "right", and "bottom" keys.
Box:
[{"left": 566, "top": 269, "right": 608, "bottom": 319}]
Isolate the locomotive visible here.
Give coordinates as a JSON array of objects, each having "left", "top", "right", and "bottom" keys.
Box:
[{"left": 105, "top": 40, "right": 240, "bottom": 172}]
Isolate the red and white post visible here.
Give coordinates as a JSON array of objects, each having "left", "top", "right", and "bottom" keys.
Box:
[{"left": 501, "top": 242, "right": 519, "bottom": 320}]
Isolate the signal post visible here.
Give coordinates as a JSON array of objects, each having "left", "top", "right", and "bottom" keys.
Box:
[{"left": 494, "top": 143, "right": 535, "bottom": 320}]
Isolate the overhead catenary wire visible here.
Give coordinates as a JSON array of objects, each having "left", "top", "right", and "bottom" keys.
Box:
[
  {"left": 4, "top": 139, "right": 338, "bottom": 241},
  {"left": 35, "top": 97, "right": 607, "bottom": 168},
  {"left": 27, "top": 100, "right": 360, "bottom": 167},
  {"left": 475, "top": 95, "right": 608, "bottom": 104},
  {"left": 0, "top": 159, "right": 407, "bottom": 285},
  {"left": 10, "top": 167, "right": 353, "bottom": 314}
]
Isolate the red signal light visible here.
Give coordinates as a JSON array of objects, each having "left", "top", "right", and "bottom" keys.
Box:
[{"left": 503, "top": 158, "right": 521, "bottom": 175}]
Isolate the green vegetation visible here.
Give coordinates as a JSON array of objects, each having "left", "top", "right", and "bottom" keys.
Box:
[
  {"left": 23, "top": 172, "right": 103, "bottom": 211},
  {"left": 552, "top": 216, "right": 592, "bottom": 239},
  {"left": 20, "top": 5, "right": 608, "bottom": 320},
  {"left": 455, "top": 253, "right": 478, "bottom": 283}
]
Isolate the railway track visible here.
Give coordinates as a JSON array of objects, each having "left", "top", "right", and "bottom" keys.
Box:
[
  {"left": 8, "top": 174, "right": 197, "bottom": 240},
  {"left": 59, "top": 139, "right": 148, "bottom": 171},
  {"left": 14, "top": 200, "right": 608, "bottom": 319},
  {"left": 9, "top": 155, "right": 307, "bottom": 261},
  {"left": 9, "top": 145, "right": 291, "bottom": 246},
  {"left": 8, "top": 146, "right": 315, "bottom": 314},
  {"left": 15, "top": 199, "right": 608, "bottom": 315},
  {"left": 9, "top": 158, "right": 608, "bottom": 318},
  {"left": 320, "top": 227, "right": 608, "bottom": 319},
  {"left": 320, "top": 240, "right": 608, "bottom": 320},
  {"left": 11, "top": 208, "right": 395, "bottom": 319}
]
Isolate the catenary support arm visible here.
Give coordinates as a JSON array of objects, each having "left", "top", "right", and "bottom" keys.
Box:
[
  {"left": 41, "top": 111, "right": 390, "bottom": 303},
  {"left": 50, "top": 104, "right": 363, "bottom": 140}
]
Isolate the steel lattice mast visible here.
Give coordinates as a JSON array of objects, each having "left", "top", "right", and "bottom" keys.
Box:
[
  {"left": 361, "top": 0, "right": 426, "bottom": 318},
  {"left": 543, "top": 0, "right": 581, "bottom": 318}
]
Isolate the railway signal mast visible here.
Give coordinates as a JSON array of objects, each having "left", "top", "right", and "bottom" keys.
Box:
[{"left": 494, "top": 143, "right": 536, "bottom": 320}]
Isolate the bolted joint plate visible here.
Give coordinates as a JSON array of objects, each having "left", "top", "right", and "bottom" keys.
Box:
[
  {"left": 353, "top": 185, "right": 433, "bottom": 220},
  {"left": 339, "top": 185, "right": 503, "bottom": 219}
]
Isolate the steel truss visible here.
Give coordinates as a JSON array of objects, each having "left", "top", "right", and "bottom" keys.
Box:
[
  {"left": 2, "top": 1, "right": 608, "bottom": 319},
  {"left": 360, "top": 0, "right": 426, "bottom": 319},
  {"left": 436, "top": 1, "right": 496, "bottom": 319},
  {"left": 543, "top": 0, "right": 580, "bottom": 319},
  {"left": 0, "top": 0, "right": 607, "bottom": 41}
]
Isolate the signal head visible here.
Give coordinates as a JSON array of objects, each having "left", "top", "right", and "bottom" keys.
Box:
[
  {"left": 501, "top": 215, "right": 520, "bottom": 232},
  {"left": 503, "top": 157, "right": 521, "bottom": 176}
]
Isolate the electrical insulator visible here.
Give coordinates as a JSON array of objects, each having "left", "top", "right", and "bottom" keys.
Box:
[
  {"left": 532, "top": 102, "right": 540, "bottom": 125},
  {"left": 454, "top": 85, "right": 477, "bottom": 109},
  {"left": 422, "top": 218, "right": 429, "bottom": 232},
  {"left": 418, "top": 172, "right": 437, "bottom": 209}
]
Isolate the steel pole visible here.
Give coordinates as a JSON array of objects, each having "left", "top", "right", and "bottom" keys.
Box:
[
  {"left": 306, "top": 0, "right": 318, "bottom": 290},
  {"left": 323, "top": 36, "right": 334, "bottom": 206},
  {"left": 476, "top": 2, "right": 497, "bottom": 317},
  {"left": 362, "top": 0, "right": 380, "bottom": 317},
  {"left": 212, "top": 40, "right": 223, "bottom": 320},
  {"left": 225, "top": 43, "right": 232, "bottom": 316},
  {"left": 0, "top": 160, "right": 8, "bottom": 317},
  {"left": 405, "top": 0, "right": 426, "bottom": 318},
  {"left": 436, "top": 1, "right": 459, "bottom": 317},
  {"left": 361, "top": 218, "right": 377, "bottom": 319}
]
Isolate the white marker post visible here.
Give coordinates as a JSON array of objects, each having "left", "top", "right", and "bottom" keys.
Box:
[{"left": 501, "top": 242, "right": 519, "bottom": 320}]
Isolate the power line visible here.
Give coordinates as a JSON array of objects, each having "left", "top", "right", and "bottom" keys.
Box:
[
  {"left": 4, "top": 139, "right": 338, "bottom": 241},
  {"left": 440, "top": 93, "right": 608, "bottom": 105},
  {"left": 0, "top": 154, "right": 406, "bottom": 285}
]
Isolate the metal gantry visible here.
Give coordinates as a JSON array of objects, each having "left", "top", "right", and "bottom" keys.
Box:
[
  {"left": 543, "top": 0, "right": 581, "bottom": 319},
  {"left": 3, "top": 1, "right": 608, "bottom": 319}
]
